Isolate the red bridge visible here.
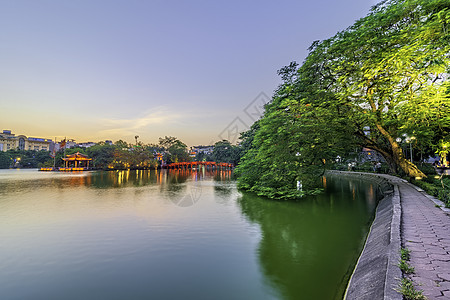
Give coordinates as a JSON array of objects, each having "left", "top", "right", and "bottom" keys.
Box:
[{"left": 164, "top": 161, "right": 233, "bottom": 170}]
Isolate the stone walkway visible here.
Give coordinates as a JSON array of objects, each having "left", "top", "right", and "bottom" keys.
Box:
[{"left": 400, "top": 182, "right": 450, "bottom": 299}]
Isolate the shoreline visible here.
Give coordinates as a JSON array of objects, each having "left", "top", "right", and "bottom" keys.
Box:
[{"left": 327, "top": 171, "right": 403, "bottom": 300}]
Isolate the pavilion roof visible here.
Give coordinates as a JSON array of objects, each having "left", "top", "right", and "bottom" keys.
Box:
[{"left": 62, "top": 152, "right": 92, "bottom": 161}]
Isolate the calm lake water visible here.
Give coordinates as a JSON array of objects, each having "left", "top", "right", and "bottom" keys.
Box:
[{"left": 0, "top": 169, "right": 379, "bottom": 300}]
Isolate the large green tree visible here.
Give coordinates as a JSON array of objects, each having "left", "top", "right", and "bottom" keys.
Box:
[
  {"left": 315, "top": 0, "right": 450, "bottom": 178},
  {"left": 211, "top": 140, "right": 241, "bottom": 165},
  {"left": 0, "top": 151, "right": 11, "bottom": 168},
  {"left": 237, "top": 0, "right": 450, "bottom": 199},
  {"left": 158, "top": 136, "right": 190, "bottom": 163}
]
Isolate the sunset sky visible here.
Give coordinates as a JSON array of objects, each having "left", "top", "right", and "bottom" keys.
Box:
[{"left": 1, "top": 0, "right": 378, "bottom": 146}]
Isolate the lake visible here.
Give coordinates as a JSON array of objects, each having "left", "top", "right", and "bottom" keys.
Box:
[{"left": 0, "top": 169, "right": 379, "bottom": 300}]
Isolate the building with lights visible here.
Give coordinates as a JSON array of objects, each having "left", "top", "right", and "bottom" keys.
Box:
[{"left": 0, "top": 130, "right": 52, "bottom": 152}]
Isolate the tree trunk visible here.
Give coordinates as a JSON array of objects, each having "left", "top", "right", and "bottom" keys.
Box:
[
  {"left": 391, "top": 142, "right": 426, "bottom": 178},
  {"left": 374, "top": 123, "right": 426, "bottom": 178}
]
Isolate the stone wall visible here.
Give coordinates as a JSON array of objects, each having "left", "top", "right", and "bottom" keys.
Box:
[{"left": 326, "top": 171, "right": 403, "bottom": 300}]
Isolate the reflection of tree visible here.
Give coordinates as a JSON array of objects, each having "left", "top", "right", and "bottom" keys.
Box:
[
  {"left": 213, "top": 170, "right": 233, "bottom": 182},
  {"left": 214, "top": 184, "right": 232, "bottom": 197},
  {"left": 163, "top": 171, "right": 189, "bottom": 195},
  {"left": 213, "top": 170, "right": 234, "bottom": 199},
  {"left": 88, "top": 170, "right": 159, "bottom": 188},
  {"left": 237, "top": 177, "right": 378, "bottom": 300}
]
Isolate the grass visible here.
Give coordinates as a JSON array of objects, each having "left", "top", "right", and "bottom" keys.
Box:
[
  {"left": 401, "top": 247, "right": 411, "bottom": 260},
  {"left": 399, "top": 247, "right": 415, "bottom": 274},
  {"left": 397, "top": 247, "right": 427, "bottom": 299},
  {"left": 411, "top": 175, "right": 450, "bottom": 207},
  {"left": 397, "top": 278, "right": 427, "bottom": 300},
  {"left": 399, "top": 259, "right": 415, "bottom": 274}
]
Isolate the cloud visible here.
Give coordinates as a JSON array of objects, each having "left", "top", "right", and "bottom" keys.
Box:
[{"left": 98, "top": 107, "right": 181, "bottom": 136}]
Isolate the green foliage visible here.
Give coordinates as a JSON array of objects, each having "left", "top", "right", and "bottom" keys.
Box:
[
  {"left": 412, "top": 176, "right": 450, "bottom": 207},
  {"left": 397, "top": 247, "right": 424, "bottom": 299},
  {"left": 86, "top": 144, "right": 116, "bottom": 169},
  {"left": 0, "top": 151, "right": 12, "bottom": 168},
  {"left": 0, "top": 149, "right": 56, "bottom": 168},
  {"left": 211, "top": 140, "right": 241, "bottom": 165},
  {"left": 65, "top": 147, "right": 86, "bottom": 155},
  {"left": 94, "top": 142, "right": 159, "bottom": 170},
  {"left": 235, "top": 92, "right": 333, "bottom": 199},
  {"left": 237, "top": 0, "right": 450, "bottom": 199},
  {"left": 436, "top": 139, "right": 450, "bottom": 166},
  {"left": 0, "top": 136, "right": 193, "bottom": 170},
  {"left": 300, "top": 0, "right": 450, "bottom": 178},
  {"left": 194, "top": 151, "right": 212, "bottom": 162},
  {"left": 399, "top": 260, "right": 415, "bottom": 274},
  {"left": 416, "top": 163, "right": 438, "bottom": 176},
  {"left": 397, "top": 278, "right": 426, "bottom": 300},
  {"left": 114, "top": 140, "right": 129, "bottom": 149},
  {"left": 159, "top": 136, "right": 190, "bottom": 163},
  {"left": 401, "top": 247, "right": 411, "bottom": 261}
]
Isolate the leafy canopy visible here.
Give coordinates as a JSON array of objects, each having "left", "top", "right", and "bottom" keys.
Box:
[{"left": 237, "top": 0, "right": 450, "bottom": 199}]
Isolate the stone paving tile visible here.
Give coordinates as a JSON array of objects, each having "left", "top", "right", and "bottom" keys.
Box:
[
  {"left": 410, "top": 251, "right": 429, "bottom": 258},
  {"left": 423, "top": 289, "right": 444, "bottom": 299},
  {"left": 429, "top": 254, "right": 450, "bottom": 261},
  {"left": 425, "top": 245, "right": 447, "bottom": 253},
  {"left": 432, "top": 261, "right": 450, "bottom": 270},
  {"left": 413, "top": 257, "right": 433, "bottom": 265},
  {"left": 437, "top": 273, "right": 450, "bottom": 281},
  {"left": 439, "top": 280, "right": 450, "bottom": 290},
  {"left": 400, "top": 182, "right": 450, "bottom": 299},
  {"left": 407, "top": 243, "right": 426, "bottom": 250},
  {"left": 417, "top": 263, "right": 436, "bottom": 271}
]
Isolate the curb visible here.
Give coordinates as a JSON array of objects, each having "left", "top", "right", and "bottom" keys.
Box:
[
  {"left": 384, "top": 184, "right": 402, "bottom": 300},
  {"left": 408, "top": 183, "right": 450, "bottom": 215}
]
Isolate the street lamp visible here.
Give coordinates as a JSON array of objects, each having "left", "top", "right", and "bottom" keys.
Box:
[
  {"left": 396, "top": 136, "right": 407, "bottom": 159},
  {"left": 404, "top": 136, "right": 415, "bottom": 163},
  {"left": 397, "top": 134, "right": 415, "bottom": 163},
  {"left": 409, "top": 136, "right": 416, "bottom": 163}
]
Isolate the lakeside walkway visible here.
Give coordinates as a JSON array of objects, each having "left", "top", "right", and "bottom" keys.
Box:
[
  {"left": 399, "top": 180, "right": 450, "bottom": 299},
  {"left": 332, "top": 171, "right": 450, "bottom": 299}
]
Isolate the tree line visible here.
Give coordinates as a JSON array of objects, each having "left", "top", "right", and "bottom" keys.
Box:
[{"left": 0, "top": 137, "right": 241, "bottom": 169}]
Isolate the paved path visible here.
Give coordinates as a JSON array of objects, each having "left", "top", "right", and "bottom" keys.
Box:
[
  {"left": 400, "top": 182, "right": 450, "bottom": 299},
  {"left": 329, "top": 171, "right": 450, "bottom": 299}
]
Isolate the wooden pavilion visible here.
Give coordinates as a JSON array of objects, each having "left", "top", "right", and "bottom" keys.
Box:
[{"left": 60, "top": 152, "right": 92, "bottom": 171}]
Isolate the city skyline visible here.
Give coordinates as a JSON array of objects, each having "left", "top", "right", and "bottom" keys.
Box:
[{"left": 1, "top": 0, "right": 378, "bottom": 146}]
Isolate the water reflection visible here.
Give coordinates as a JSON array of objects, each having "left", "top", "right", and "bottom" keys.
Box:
[
  {"left": 237, "top": 176, "right": 380, "bottom": 300},
  {"left": 0, "top": 170, "right": 380, "bottom": 300},
  {"left": 88, "top": 170, "right": 234, "bottom": 207}
]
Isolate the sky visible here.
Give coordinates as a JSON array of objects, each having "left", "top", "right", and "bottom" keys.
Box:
[{"left": 0, "top": 0, "right": 379, "bottom": 146}]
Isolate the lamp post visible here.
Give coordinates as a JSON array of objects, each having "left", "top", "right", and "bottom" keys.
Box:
[
  {"left": 396, "top": 137, "right": 406, "bottom": 159},
  {"left": 397, "top": 135, "right": 415, "bottom": 163},
  {"left": 409, "top": 136, "right": 416, "bottom": 163}
]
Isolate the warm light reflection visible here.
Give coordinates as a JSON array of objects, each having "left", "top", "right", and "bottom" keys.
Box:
[
  {"left": 366, "top": 184, "right": 375, "bottom": 206},
  {"left": 58, "top": 169, "right": 235, "bottom": 190}
]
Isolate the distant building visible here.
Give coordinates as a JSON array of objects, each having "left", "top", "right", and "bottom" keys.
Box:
[
  {"left": 77, "top": 142, "right": 96, "bottom": 148},
  {"left": 191, "top": 145, "right": 214, "bottom": 156},
  {"left": 0, "top": 130, "right": 52, "bottom": 152},
  {"left": 66, "top": 140, "right": 77, "bottom": 149},
  {"left": 360, "top": 147, "right": 385, "bottom": 162}
]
